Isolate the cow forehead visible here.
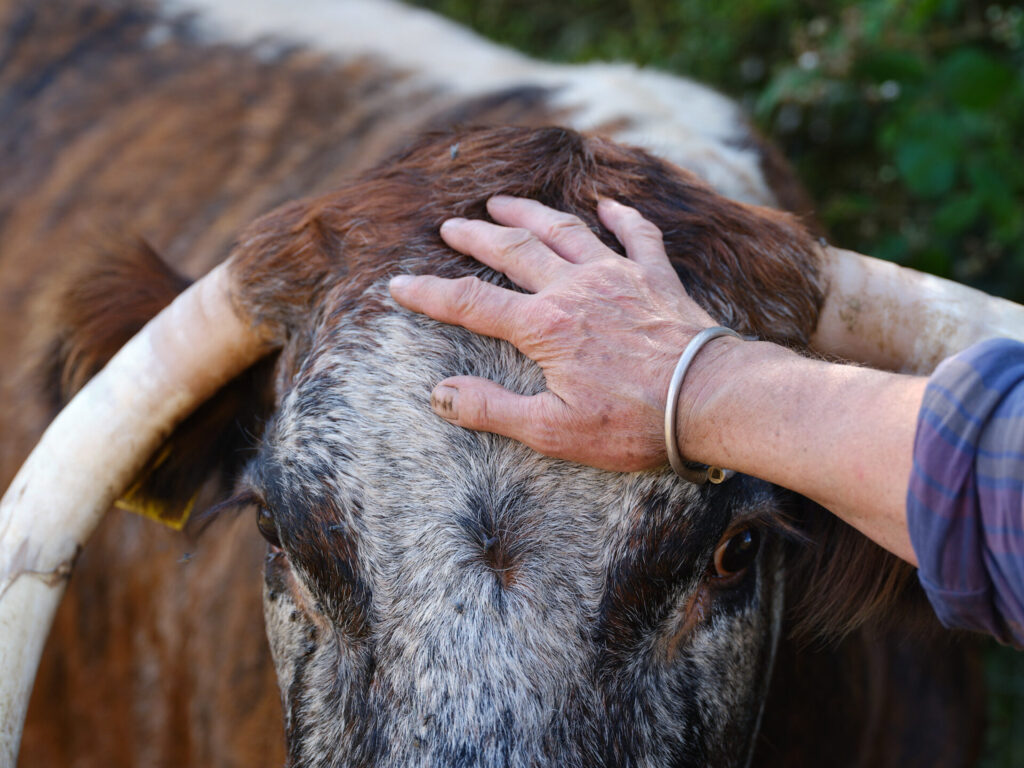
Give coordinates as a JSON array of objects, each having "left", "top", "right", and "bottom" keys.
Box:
[{"left": 258, "top": 283, "right": 714, "bottom": 587}]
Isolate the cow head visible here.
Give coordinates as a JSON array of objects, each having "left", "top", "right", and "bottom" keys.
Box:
[
  {"left": 250, "top": 286, "right": 789, "bottom": 767},
  {"left": 203, "top": 127, "right": 818, "bottom": 766},
  {"left": 228, "top": 128, "right": 827, "bottom": 768},
  {"left": 5, "top": 126, "right": 913, "bottom": 766}
]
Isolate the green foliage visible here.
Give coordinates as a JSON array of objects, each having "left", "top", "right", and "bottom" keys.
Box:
[
  {"left": 412, "top": 0, "right": 1024, "bottom": 301},
  {"left": 754, "top": 1, "right": 1024, "bottom": 299}
]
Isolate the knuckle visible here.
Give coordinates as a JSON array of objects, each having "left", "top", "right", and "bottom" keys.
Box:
[
  {"left": 545, "top": 214, "right": 588, "bottom": 242},
  {"left": 472, "top": 392, "right": 489, "bottom": 429},
  {"left": 499, "top": 228, "right": 538, "bottom": 258},
  {"left": 577, "top": 259, "right": 632, "bottom": 290},
  {"left": 619, "top": 205, "right": 658, "bottom": 232},
  {"left": 449, "top": 276, "right": 485, "bottom": 314},
  {"left": 533, "top": 300, "right": 575, "bottom": 335},
  {"left": 612, "top": 203, "right": 641, "bottom": 225},
  {"left": 463, "top": 387, "right": 490, "bottom": 427},
  {"left": 632, "top": 215, "right": 663, "bottom": 239}
]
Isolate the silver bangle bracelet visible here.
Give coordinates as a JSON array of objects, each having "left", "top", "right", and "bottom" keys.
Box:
[{"left": 664, "top": 326, "right": 742, "bottom": 484}]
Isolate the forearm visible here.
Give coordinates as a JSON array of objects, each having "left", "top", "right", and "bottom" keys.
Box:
[{"left": 679, "top": 338, "right": 925, "bottom": 564}]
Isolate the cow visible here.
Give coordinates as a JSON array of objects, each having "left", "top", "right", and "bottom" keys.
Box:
[{"left": 1, "top": 1, "right": 1020, "bottom": 766}]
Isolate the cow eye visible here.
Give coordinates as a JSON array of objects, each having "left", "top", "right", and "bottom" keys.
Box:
[
  {"left": 256, "top": 506, "right": 282, "bottom": 548},
  {"left": 712, "top": 528, "right": 760, "bottom": 579}
]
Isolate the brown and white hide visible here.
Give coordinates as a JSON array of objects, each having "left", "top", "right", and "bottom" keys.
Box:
[{"left": 0, "top": 1, "right": 983, "bottom": 767}]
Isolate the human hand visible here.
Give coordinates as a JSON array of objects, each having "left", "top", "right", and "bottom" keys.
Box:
[{"left": 388, "top": 196, "right": 729, "bottom": 471}]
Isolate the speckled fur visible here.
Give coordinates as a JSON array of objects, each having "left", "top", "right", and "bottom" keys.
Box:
[
  {"left": 249, "top": 287, "right": 787, "bottom": 767},
  {"left": 211, "top": 124, "right": 828, "bottom": 762}
]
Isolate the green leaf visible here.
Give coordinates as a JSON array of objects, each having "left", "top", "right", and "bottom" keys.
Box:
[
  {"left": 937, "top": 49, "right": 1015, "bottom": 111},
  {"left": 933, "top": 194, "right": 983, "bottom": 236},
  {"left": 873, "top": 233, "right": 910, "bottom": 263},
  {"left": 893, "top": 136, "right": 958, "bottom": 197},
  {"left": 911, "top": 246, "right": 953, "bottom": 277},
  {"left": 756, "top": 66, "right": 823, "bottom": 115},
  {"left": 823, "top": 193, "right": 879, "bottom": 221},
  {"left": 852, "top": 49, "right": 925, "bottom": 83}
]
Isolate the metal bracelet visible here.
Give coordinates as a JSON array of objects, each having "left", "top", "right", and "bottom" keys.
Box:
[{"left": 664, "top": 326, "right": 742, "bottom": 484}]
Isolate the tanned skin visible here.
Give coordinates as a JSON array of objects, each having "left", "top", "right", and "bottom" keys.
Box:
[{"left": 389, "top": 196, "right": 923, "bottom": 564}]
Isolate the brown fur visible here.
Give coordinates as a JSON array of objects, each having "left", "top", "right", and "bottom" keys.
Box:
[
  {"left": 231, "top": 127, "right": 826, "bottom": 348},
  {"left": 42, "top": 235, "right": 190, "bottom": 401},
  {"left": 786, "top": 499, "right": 929, "bottom": 641}
]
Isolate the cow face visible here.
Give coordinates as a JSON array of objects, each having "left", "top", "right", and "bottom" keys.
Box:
[
  {"left": 250, "top": 290, "right": 788, "bottom": 767},
  {"left": 212, "top": 126, "right": 823, "bottom": 768}
]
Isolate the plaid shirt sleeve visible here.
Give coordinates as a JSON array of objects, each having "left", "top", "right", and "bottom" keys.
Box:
[{"left": 907, "top": 337, "right": 1024, "bottom": 647}]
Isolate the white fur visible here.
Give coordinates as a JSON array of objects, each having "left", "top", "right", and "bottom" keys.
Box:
[{"left": 157, "top": 0, "right": 775, "bottom": 205}]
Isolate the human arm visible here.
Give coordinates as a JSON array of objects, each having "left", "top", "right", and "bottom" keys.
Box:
[
  {"left": 388, "top": 196, "right": 924, "bottom": 562},
  {"left": 677, "top": 337, "right": 924, "bottom": 563}
]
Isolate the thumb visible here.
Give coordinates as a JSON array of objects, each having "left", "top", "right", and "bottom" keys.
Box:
[{"left": 430, "top": 376, "right": 565, "bottom": 453}]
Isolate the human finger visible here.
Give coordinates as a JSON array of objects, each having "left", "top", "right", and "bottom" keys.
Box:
[
  {"left": 597, "top": 198, "right": 673, "bottom": 269},
  {"left": 430, "top": 376, "right": 571, "bottom": 457},
  {"left": 439, "top": 217, "right": 566, "bottom": 293},
  {"left": 389, "top": 274, "right": 527, "bottom": 343},
  {"left": 486, "top": 195, "right": 613, "bottom": 264}
]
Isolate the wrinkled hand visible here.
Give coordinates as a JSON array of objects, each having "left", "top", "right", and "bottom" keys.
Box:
[{"left": 388, "top": 196, "right": 718, "bottom": 471}]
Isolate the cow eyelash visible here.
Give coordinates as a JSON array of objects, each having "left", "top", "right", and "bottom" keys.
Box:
[
  {"left": 730, "top": 508, "right": 805, "bottom": 545},
  {"left": 187, "top": 489, "right": 264, "bottom": 537}
]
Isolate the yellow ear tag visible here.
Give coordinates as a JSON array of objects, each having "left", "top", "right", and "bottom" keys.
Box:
[
  {"left": 114, "top": 490, "right": 196, "bottom": 531},
  {"left": 113, "top": 446, "right": 197, "bottom": 531}
]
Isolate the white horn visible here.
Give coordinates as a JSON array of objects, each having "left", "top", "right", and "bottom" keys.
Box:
[
  {"left": 0, "top": 261, "right": 272, "bottom": 766},
  {"left": 811, "top": 246, "right": 1024, "bottom": 375}
]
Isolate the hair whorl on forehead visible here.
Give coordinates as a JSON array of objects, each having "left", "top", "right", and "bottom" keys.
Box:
[{"left": 230, "top": 125, "right": 827, "bottom": 348}]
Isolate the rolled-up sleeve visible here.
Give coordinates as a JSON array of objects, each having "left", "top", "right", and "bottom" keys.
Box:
[{"left": 907, "top": 338, "right": 1024, "bottom": 647}]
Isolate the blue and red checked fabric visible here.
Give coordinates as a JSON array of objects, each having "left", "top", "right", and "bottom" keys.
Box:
[{"left": 908, "top": 338, "right": 1024, "bottom": 647}]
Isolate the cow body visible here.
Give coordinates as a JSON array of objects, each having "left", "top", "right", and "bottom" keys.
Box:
[{"left": 0, "top": 1, "right": 983, "bottom": 766}]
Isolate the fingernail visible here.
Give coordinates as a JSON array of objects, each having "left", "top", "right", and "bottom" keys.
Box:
[
  {"left": 431, "top": 385, "right": 459, "bottom": 419},
  {"left": 440, "top": 217, "right": 467, "bottom": 234},
  {"left": 488, "top": 195, "right": 516, "bottom": 207},
  {"left": 389, "top": 274, "right": 412, "bottom": 290}
]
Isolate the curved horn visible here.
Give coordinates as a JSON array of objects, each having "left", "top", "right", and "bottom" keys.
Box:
[
  {"left": 0, "top": 261, "right": 273, "bottom": 766},
  {"left": 811, "top": 246, "right": 1024, "bottom": 375}
]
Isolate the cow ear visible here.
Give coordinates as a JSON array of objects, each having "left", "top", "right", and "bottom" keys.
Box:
[
  {"left": 39, "top": 235, "right": 276, "bottom": 530},
  {"left": 785, "top": 498, "right": 935, "bottom": 641}
]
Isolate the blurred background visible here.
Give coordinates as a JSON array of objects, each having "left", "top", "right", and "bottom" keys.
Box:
[
  {"left": 411, "top": 0, "right": 1024, "bottom": 763},
  {"left": 415, "top": 0, "right": 1024, "bottom": 306}
]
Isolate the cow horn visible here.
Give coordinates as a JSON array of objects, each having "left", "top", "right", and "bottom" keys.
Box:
[
  {"left": 812, "top": 246, "right": 1024, "bottom": 375},
  {"left": 0, "top": 261, "right": 273, "bottom": 766}
]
